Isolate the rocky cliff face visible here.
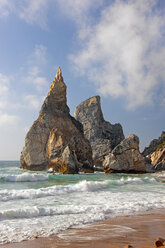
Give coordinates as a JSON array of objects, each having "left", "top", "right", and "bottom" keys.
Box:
[
  {"left": 74, "top": 96, "right": 124, "bottom": 166},
  {"left": 142, "top": 131, "right": 165, "bottom": 157},
  {"left": 143, "top": 132, "right": 165, "bottom": 172},
  {"left": 150, "top": 146, "right": 165, "bottom": 171},
  {"left": 21, "top": 67, "right": 93, "bottom": 173},
  {"left": 103, "top": 134, "right": 147, "bottom": 173}
]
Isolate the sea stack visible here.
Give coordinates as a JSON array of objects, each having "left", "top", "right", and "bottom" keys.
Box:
[
  {"left": 74, "top": 96, "right": 124, "bottom": 166},
  {"left": 20, "top": 67, "right": 93, "bottom": 173}
]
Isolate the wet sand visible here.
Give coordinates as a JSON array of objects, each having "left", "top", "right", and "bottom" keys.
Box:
[{"left": 1, "top": 210, "right": 165, "bottom": 248}]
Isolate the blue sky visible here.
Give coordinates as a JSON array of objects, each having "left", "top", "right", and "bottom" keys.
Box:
[{"left": 0, "top": 0, "right": 165, "bottom": 160}]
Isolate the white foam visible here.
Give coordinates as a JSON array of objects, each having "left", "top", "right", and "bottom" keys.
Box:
[
  {"left": 1, "top": 172, "right": 48, "bottom": 182},
  {"left": 0, "top": 180, "right": 108, "bottom": 201},
  {"left": 154, "top": 171, "right": 165, "bottom": 177},
  {"left": 0, "top": 177, "right": 158, "bottom": 202},
  {"left": 1, "top": 189, "right": 165, "bottom": 244},
  {"left": 0, "top": 172, "right": 164, "bottom": 245},
  {"left": 115, "top": 176, "right": 157, "bottom": 185},
  {"left": 0, "top": 206, "right": 87, "bottom": 220}
]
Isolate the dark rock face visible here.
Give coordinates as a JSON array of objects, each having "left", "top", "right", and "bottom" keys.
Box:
[
  {"left": 103, "top": 134, "right": 147, "bottom": 173},
  {"left": 74, "top": 96, "right": 124, "bottom": 166},
  {"left": 20, "top": 67, "right": 93, "bottom": 173},
  {"left": 142, "top": 131, "right": 165, "bottom": 157}
]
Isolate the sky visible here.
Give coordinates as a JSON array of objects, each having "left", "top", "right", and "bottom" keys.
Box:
[{"left": 0, "top": 0, "right": 165, "bottom": 160}]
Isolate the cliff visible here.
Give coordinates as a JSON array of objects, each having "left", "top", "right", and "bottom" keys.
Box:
[
  {"left": 143, "top": 132, "right": 165, "bottom": 172},
  {"left": 142, "top": 131, "right": 165, "bottom": 157}
]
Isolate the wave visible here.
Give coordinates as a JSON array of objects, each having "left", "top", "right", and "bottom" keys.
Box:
[
  {"left": 114, "top": 176, "right": 156, "bottom": 185},
  {"left": 0, "top": 172, "right": 49, "bottom": 182},
  {"left": 0, "top": 180, "right": 108, "bottom": 201},
  {"left": 0, "top": 206, "right": 87, "bottom": 220},
  {"left": 0, "top": 176, "right": 157, "bottom": 202},
  {"left": 154, "top": 171, "right": 165, "bottom": 177}
]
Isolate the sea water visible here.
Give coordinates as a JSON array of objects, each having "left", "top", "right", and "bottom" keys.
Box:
[{"left": 0, "top": 161, "right": 165, "bottom": 244}]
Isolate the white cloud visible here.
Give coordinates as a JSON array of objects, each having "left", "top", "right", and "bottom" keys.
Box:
[
  {"left": 57, "top": 0, "right": 104, "bottom": 40},
  {"left": 24, "top": 94, "right": 42, "bottom": 110},
  {"left": 0, "top": 0, "right": 13, "bottom": 17},
  {"left": 0, "top": 0, "right": 103, "bottom": 32},
  {"left": 0, "top": 73, "right": 10, "bottom": 109},
  {"left": 0, "top": 0, "right": 49, "bottom": 28},
  {"left": 57, "top": 0, "right": 102, "bottom": 22},
  {"left": 70, "top": 0, "right": 165, "bottom": 110},
  {"left": 25, "top": 45, "right": 48, "bottom": 91},
  {"left": 25, "top": 66, "right": 47, "bottom": 92},
  {"left": 19, "top": 0, "right": 49, "bottom": 28},
  {"left": 0, "top": 72, "right": 9, "bottom": 95},
  {"left": 28, "top": 44, "right": 47, "bottom": 65},
  {"left": 0, "top": 112, "right": 19, "bottom": 127}
]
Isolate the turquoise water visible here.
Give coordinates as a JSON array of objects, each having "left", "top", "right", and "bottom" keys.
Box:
[{"left": 0, "top": 161, "right": 165, "bottom": 244}]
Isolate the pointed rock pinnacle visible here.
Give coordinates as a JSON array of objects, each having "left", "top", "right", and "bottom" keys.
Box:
[
  {"left": 48, "top": 66, "right": 66, "bottom": 97},
  {"left": 55, "top": 66, "right": 63, "bottom": 81},
  {"left": 45, "top": 66, "right": 69, "bottom": 114}
]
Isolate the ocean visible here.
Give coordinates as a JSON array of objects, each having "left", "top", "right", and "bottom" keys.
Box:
[{"left": 0, "top": 161, "right": 165, "bottom": 244}]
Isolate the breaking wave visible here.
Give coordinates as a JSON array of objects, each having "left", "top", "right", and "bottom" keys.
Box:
[
  {"left": 0, "top": 172, "right": 49, "bottom": 182},
  {"left": 0, "top": 180, "right": 108, "bottom": 201},
  {"left": 0, "top": 177, "right": 157, "bottom": 202},
  {"left": 0, "top": 206, "right": 87, "bottom": 220}
]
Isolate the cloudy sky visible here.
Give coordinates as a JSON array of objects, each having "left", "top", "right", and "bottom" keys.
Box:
[{"left": 0, "top": 0, "right": 165, "bottom": 160}]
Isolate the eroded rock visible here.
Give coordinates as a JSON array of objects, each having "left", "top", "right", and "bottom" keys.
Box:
[
  {"left": 143, "top": 131, "right": 165, "bottom": 172},
  {"left": 103, "top": 134, "right": 147, "bottom": 173},
  {"left": 142, "top": 131, "right": 165, "bottom": 157},
  {"left": 74, "top": 96, "right": 124, "bottom": 166},
  {"left": 21, "top": 67, "right": 93, "bottom": 173}
]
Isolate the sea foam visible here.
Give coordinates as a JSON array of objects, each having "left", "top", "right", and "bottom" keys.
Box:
[
  {"left": 0, "top": 180, "right": 108, "bottom": 201},
  {"left": 0, "top": 172, "right": 48, "bottom": 182},
  {"left": 0, "top": 177, "right": 157, "bottom": 202}
]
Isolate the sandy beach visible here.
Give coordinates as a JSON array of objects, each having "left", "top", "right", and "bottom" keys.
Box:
[{"left": 1, "top": 210, "right": 165, "bottom": 248}]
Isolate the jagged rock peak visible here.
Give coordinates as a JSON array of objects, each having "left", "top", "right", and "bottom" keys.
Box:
[
  {"left": 48, "top": 66, "right": 66, "bottom": 99},
  {"left": 41, "top": 67, "right": 69, "bottom": 115},
  {"left": 74, "top": 95, "right": 125, "bottom": 167},
  {"left": 74, "top": 96, "right": 104, "bottom": 123},
  {"left": 55, "top": 66, "right": 63, "bottom": 81}
]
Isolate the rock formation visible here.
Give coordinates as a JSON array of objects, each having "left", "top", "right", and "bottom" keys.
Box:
[
  {"left": 142, "top": 131, "right": 165, "bottom": 157},
  {"left": 20, "top": 67, "right": 93, "bottom": 173},
  {"left": 150, "top": 146, "right": 165, "bottom": 171},
  {"left": 142, "top": 132, "right": 165, "bottom": 172},
  {"left": 143, "top": 132, "right": 165, "bottom": 172},
  {"left": 74, "top": 96, "right": 124, "bottom": 167},
  {"left": 103, "top": 134, "right": 147, "bottom": 173}
]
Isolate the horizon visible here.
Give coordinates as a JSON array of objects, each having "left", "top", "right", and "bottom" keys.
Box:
[{"left": 0, "top": 0, "right": 165, "bottom": 160}]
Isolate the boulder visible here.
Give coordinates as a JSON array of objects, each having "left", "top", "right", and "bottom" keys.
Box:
[
  {"left": 154, "top": 237, "right": 165, "bottom": 247},
  {"left": 74, "top": 96, "right": 124, "bottom": 167},
  {"left": 20, "top": 67, "right": 93, "bottom": 173},
  {"left": 103, "top": 134, "right": 147, "bottom": 173}
]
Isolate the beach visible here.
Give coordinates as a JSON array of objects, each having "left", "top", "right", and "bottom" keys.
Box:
[{"left": 1, "top": 210, "right": 165, "bottom": 248}]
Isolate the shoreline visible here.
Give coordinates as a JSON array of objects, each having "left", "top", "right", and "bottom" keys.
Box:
[{"left": 1, "top": 209, "right": 165, "bottom": 248}]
